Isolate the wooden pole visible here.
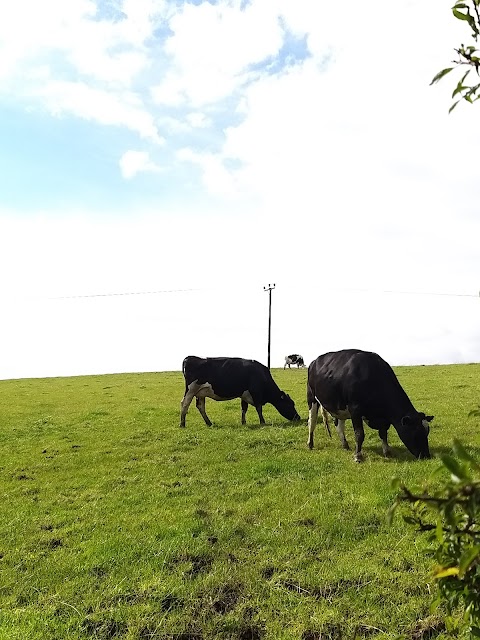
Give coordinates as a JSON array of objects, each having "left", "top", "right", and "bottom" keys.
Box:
[{"left": 263, "top": 284, "right": 275, "bottom": 369}]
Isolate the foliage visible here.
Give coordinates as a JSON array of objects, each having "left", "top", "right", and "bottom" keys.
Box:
[
  {"left": 431, "top": 0, "right": 480, "bottom": 111},
  {"left": 390, "top": 439, "right": 480, "bottom": 637}
]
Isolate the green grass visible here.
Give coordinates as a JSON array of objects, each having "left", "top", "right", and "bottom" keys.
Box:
[{"left": 0, "top": 365, "right": 479, "bottom": 639}]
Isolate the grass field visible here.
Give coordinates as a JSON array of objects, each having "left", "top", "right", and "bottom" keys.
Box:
[{"left": 1, "top": 364, "right": 479, "bottom": 639}]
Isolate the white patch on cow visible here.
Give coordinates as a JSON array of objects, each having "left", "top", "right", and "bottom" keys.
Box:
[
  {"left": 308, "top": 403, "right": 319, "bottom": 428},
  {"left": 335, "top": 419, "right": 347, "bottom": 441},
  {"left": 307, "top": 403, "right": 319, "bottom": 448},
  {"left": 187, "top": 381, "right": 237, "bottom": 402},
  {"left": 241, "top": 390, "right": 255, "bottom": 405},
  {"left": 192, "top": 382, "right": 227, "bottom": 401},
  {"left": 422, "top": 418, "right": 431, "bottom": 435},
  {"left": 331, "top": 408, "right": 351, "bottom": 421}
]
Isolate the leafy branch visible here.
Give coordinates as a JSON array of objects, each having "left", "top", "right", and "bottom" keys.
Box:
[
  {"left": 389, "top": 440, "right": 480, "bottom": 637},
  {"left": 431, "top": 0, "right": 480, "bottom": 111}
]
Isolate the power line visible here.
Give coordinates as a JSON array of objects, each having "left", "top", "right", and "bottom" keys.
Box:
[
  {"left": 3, "top": 285, "right": 479, "bottom": 302},
  {"left": 349, "top": 287, "right": 479, "bottom": 299},
  {"left": 281, "top": 285, "right": 480, "bottom": 299},
  {"left": 48, "top": 287, "right": 203, "bottom": 300}
]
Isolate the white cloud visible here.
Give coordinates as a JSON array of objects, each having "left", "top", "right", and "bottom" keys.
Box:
[
  {"left": 177, "top": 148, "right": 239, "bottom": 197},
  {"left": 0, "top": 0, "right": 165, "bottom": 145},
  {"left": 119, "top": 150, "right": 162, "bottom": 179},
  {"left": 34, "top": 81, "right": 164, "bottom": 143},
  {"left": 186, "top": 112, "right": 211, "bottom": 128},
  {"left": 1, "top": 0, "right": 480, "bottom": 379},
  {"left": 152, "top": 1, "right": 285, "bottom": 106}
]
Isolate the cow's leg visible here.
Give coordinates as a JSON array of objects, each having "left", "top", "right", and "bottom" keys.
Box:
[
  {"left": 195, "top": 396, "right": 212, "bottom": 426},
  {"left": 241, "top": 399, "right": 248, "bottom": 424},
  {"left": 352, "top": 414, "right": 365, "bottom": 462},
  {"left": 307, "top": 402, "right": 319, "bottom": 449},
  {"left": 335, "top": 418, "right": 350, "bottom": 450},
  {"left": 378, "top": 427, "right": 392, "bottom": 457},
  {"left": 180, "top": 387, "right": 197, "bottom": 427},
  {"left": 254, "top": 405, "right": 266, "bottom": 424}
]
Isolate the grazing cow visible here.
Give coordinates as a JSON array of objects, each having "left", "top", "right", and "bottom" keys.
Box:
[
  {"left": 284, "top": 354, "right": 305, "bottom": 369},
  {"left": 307, "top": 349, "right": 433, "bottom": 462},
  {"left": 180, "top": 356, "right": 301, "bottom": 427}
]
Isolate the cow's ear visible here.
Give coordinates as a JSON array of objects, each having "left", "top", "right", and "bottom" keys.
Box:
[{"left": 426, "top": 415, "right": 434, "bottom": 422}]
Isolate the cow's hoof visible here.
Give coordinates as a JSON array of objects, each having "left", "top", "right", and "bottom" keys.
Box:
[
  {"left": 342, "top": 442, "right": 350, "bottom": 451},
  {"left": 354, "top": 454, "right": 363, "bottom": 463},
  {"left": 308, "top": 442, "right": 314, "bottom": 450}
]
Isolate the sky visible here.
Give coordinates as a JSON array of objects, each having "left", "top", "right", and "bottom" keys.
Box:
[{"left": 1, "top": 0, "right": 480, "bottom": 380}]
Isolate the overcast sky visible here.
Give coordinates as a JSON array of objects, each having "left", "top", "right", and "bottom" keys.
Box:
[{"left": 1, "top": 0, "right": 479, "bottom": 380}]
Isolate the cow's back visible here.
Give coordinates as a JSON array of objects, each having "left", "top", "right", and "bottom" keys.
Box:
[
  {"left": 183, "top": 356, "right": 272, "bottom": 398},
  {"left": 309, "top": 349, "right": 410, "bottom": 416}
]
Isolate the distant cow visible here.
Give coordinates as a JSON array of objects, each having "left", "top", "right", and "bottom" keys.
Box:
[
  {"left": 180, "top": 356, "right": 301, "bottom": 427},
  {"left": 284, "top": 354, "right": 305, "bottom": 369},
  {"left": 307, "top": 349, "right": 433, "bottom": 462}
]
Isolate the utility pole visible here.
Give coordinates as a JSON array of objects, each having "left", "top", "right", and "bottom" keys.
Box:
[{"left": 263, "top": 283, "right": 275, "bottom": 369}]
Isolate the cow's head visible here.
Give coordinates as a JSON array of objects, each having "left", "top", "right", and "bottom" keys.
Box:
[
  {"left": 397, "top": 412, "right": 433, "bottom": 459},
  {"left": 277, "top": 391, "right": 301, "bottom": 421}
]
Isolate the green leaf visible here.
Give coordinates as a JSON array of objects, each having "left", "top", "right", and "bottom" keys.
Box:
[
  {"left": 458, "top": 545, "right": 480, "bottom": 577},
  {"left": 440, "top": 454, "right": 469, "bottom": 481},
  {"left": 391, "top": 477, "right": 401, "bottom": 490},
  {"left": 444, "top": 501, "right": 457, "bottom": 526},
  {"left": 436, "top": 517, "right": 444, "bottom": 543},
  {"left": 429, "top": 593, "right": 442, "bottom": 612},
  {"left": 430, "top": 67, "right": 454, "bottom": 85},
  {"left": 453, "top": 6, "right": 480, "bottom": 34},
  {"left": 452, "top": 70, "right": 471, "bottom": 98},
  {"left": 433, "top": 566, "right": 460, "bottom": 578},
  {"left": 452, "top": 438, "right": 474, "bottom": 461},
  {"left": 453, "top": 7, "right": 472, "bottom": 20},
  {"left": 449, "top": 99, "right": 461, "bottom": 112},
  {"left": 386, "top": 503, "right": 397, "bottom": 526},
  {"left": 452, "top": 439, "right": 480, "bottom": 472}
]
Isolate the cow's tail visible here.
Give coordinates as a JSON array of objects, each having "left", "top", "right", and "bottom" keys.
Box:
[
  {"left": 182, "top": 356, "right": 190, "bottom": 395},
  {"left": 318, "top": 401, "right": 332, "bottom": 438}
]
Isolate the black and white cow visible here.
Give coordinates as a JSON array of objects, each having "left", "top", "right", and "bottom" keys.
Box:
[
  {"left": 284, "top": 354, "right": 305, "bottom": 369},
  {"left": 180, "top": 356, "right": 301, "bottom": 427},
  {"left": 307, "top": 349, "right": 433, "bottom": 462}
]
